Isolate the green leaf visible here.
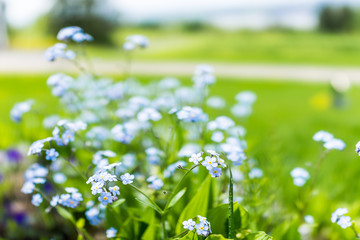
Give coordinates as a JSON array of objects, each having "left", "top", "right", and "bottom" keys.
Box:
[
  {"left": 169, "top": 230, "right": 189, "bottom": 239},
  {"left": 105, "top": 205, "right": 123, "bottom": 229},
  {"left": 135, "top": 197, "right": 163, "bottom": 214},
  {"left": 56, "top": 207, "right": 94, "bottom": 240},
  {"left": 76, "top": 218, "right": 85, "bottom": 229},
  {"left": 208, "top": 204, "right": 228, "bottom": 235},
  {"left": 208, "top": 202, "right": 249, "bottom": 236},
  {"left": 56, "top": 206, "right": 76, "bottom": 224},
  {"left": 166, "top": 188, "right": 187, "bottom": 210},
  {"left": 141, "top": 213, "right": 159, "bottom": 240},
  {"left": 207, "top": 234, "right": 231, "bottom": 240},
  {"left": 111, "top": 198, "right": 126, "bottom": 209},
  {"left": 121, "top": 217, "right": 137, "bottom": 239},
  {"left": 175, "top": 176, "right": 212, "bottom": 233},
  {"left": 272, "top": 218, "right": 300, "bottom": 240},
  {"left": 177, "top": 231, "right": 198, "bottom": 240},
  {"left": 234, "top": 203, "right": 249, "bottom": 230},
  {"left": 246, "top": 231, "right": 273, "bottom": 240}
]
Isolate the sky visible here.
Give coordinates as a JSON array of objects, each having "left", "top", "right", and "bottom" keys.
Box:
[{"left": 3, "top": 0, "right": 360, "bottom": 29}]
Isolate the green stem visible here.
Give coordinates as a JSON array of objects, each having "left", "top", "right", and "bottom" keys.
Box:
[
  {"left": 299, "top": 149, "right": 329, "bottom": 219},
  {"left": 164, "top": 164, "right": 200, "bottom": 210},
  {"left": 161, "top": 214, "right": 167, "bottom": 239},
  {"left": 34, "top": 187, "right": 51, "bottom": 202},
  {"left": 65, "top": 160, "right": 87, "bottom": 181},
  {"left": 71, "top": 58, "right": 88, "bottom": 73},
  {"left": 79, "top": 44, "right": 95, "bottom": 74},
  {"left": 351, "top": 222, "right": 360, "bottom": 239},
  {"left": 228, "top": 167, "right": 235, "bottom": 239},
  {"left": 311, "top": 149, "right": 330, "bottom": 189},
  {"left": 128, "top": 184, "right": 163, "bottom": 214},
  {"left": 78, "top": 227, "right": 94, "bottom": 240}
]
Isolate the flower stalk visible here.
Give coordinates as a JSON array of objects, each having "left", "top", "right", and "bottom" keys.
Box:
[{"left": 228, "top": 166, "right": 235, "bottom": 239}]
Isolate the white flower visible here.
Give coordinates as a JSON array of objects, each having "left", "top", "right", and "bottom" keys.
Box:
[
  {"left": 111, "top": 124, "right": 136, "bottom": 144},
  {"left": 44, "top": 43, "right": 75, "bottom": 61},
  {"left": 313, "top": 131, "right": 334, "bottom": 142},
  {"left": 137, "top": 108, "right": 162, "bottom": 122},
  {"left": 176, "top": 106, "right": 208, "bottom": 122},
  {"left": 304, "top": 215, "right": 315, "bottom": 224},
  {"left": 337, "top": 216, "right": 352, "bottom": 229},
  {"left": 324, "top": 138, "right": 345, "bottom": 151},
  {"left": 331, "top": 208, "right": 348, "bottom": 223},
  {"left": 249, "top": 168, "right": 263, "bottom": 179},
  {"left": 356, "top": 141, "right": 360, "bottom": 156},
  {"left": 65, "top": 187, "right": 79, "bottom": 193},
  {"left": 178, "top": 143, "right": 201, "bottom": 157},
  {"left": 158, "top": 77, "right": 180, "bottom": 89},
  {"left": 102, "top": 163, "right": 122, "bottom": 170},
  {"left": 146, "top": 176, "right": 164, "bottom": 190},
  {"left": 106, "top": 227, "right": 117, "bottom": 238},
  {"left": 27, "top": 140, "right": 45, "bottom": 156},
  {"left": 211, "top": 131, "right": 224, "bottom": 143},
  {"left": 123, "top": 35, "right": 149, "bottom": 50},
  {"left": 227, "top": 126, "right": 246, "bottom": 137},
  {"left": 183, "top": 219, "right": 196, "bottom": 231},
  {"left": 10, "top": 99, "right": 34, "bottom": 122},
  {"left": 231, "top": 104, "right": 252, "bottom": 117},
  {"left": 192, "top": 65, "right": 216, "bottom": 87},
  {"left": 235, "top": 91, "right": 257, "bottom": 105},
  {"left": 202, "top": 156, "right": 218, "bottom": 170},
  {"left": 120, "top": 173, "right": 134, "bottom": 185},
  {"left": 207, "top": 150, "right": 220, "bottom": 156},
  {"left": 53, "top": 173, "right": 67, "bottom": 184},
  {"left": 27, "top": 137, "right": 53, "bottom": 156},
  {"left": 206, "top": 96, "right": 226, "bottom": 109},
  {"left": 189, "top": 151, "right": 203, "bottom": 164},
  {"left": 207, "top": 116, "right": 235, "bottom": 131},
  {"left": 57, "top": 26, "right": 82, "bottom": 41},
  {"left": 50, "top": 195, "right": 60, "bottom": 207},
  {"left": 21, "top": 181, "right": 35, "bottom": 194},
  {"left": 58, "top": 120, "right": 87, "bottom": 132},
  {"left": 93, "top": 151, "right": 116, "bottom": 165},
  {"left": 291, "top": 168, "right": 310, "bottom": 187},
  {"left": 291, "top": 167, "right": 310, "bottom": 179}
]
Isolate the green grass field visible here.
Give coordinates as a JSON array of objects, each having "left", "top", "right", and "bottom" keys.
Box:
[
  {"left": 5, "top": 22, "right": 360, "bottom": 239},
  {"left": 13, "top": 27, "right": 360, "bottom": 66},
  {"left": 114, "top": 29, "right": 360, "bottom": 66},
  {"left": 2, "top": 73, "right": 360, "bottom": 238}
]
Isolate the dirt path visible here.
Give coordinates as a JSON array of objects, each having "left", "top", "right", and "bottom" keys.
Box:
[{"left": 1, "top": 50, "right": 360, "bottom": 84}]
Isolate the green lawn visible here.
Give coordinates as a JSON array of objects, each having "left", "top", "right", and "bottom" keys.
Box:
[
  {"left": 2, "top": 74, "right": 360, "bottom": 238},
  {"left": 113, "top": 29, "right": 360, "bottom": 66},
  {"left": 11, "top": 27, "right": 360, "bottom": 66}
]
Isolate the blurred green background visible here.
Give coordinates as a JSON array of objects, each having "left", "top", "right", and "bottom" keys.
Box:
[{"left": 2, "top": 0, "right": 360, "bottom": 239}]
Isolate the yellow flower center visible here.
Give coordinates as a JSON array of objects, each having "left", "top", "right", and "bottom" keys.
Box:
[
  {"left": 200, "top": 227, "right": 204, "bottom": 230},
  {"left": 214, "top": 170, "right": 217, "bottom": 173},
  {"left": 104, "top": 197, "right": 108, "bottom": 200},
  {"left": 70, "top": 201, "right": 74, "bottom": 204}
]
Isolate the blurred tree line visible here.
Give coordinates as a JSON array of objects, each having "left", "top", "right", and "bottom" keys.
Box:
[
  {"left": 318, "top": 5, "right": 356, "bottom": 33},
  {"left": 48, "top": 0, "right": 119, "bottom": 44}
]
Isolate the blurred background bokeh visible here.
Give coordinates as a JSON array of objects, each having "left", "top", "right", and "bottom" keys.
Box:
[
  {"left": 2, "top": 0, "right": 360, "bottom": 239},
  {"left": 2, "top": 0, "right": 360, "bottom": 63}
]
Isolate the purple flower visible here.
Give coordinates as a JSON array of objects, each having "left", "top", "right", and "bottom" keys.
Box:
[{"left": 6, "top": 149, "right": 23, "bottom": 163}]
